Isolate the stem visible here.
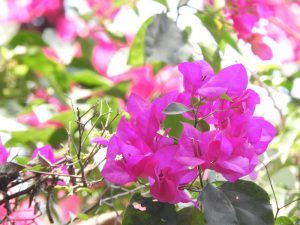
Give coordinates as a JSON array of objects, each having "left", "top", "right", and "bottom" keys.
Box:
[{"left": 198, "top": 166, "right": 204, "bottom": 189}]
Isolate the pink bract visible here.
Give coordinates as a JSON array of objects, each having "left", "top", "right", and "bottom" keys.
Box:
[
  {"left": 0, "top": 138, "right": 9, "bottom": 164},
  {"left": 101, "top": 60, "right": 276, "bottom": 203}
]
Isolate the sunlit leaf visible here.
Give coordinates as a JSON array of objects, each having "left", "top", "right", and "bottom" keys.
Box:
[
  {"left": 128, "top": 16, "right": 154, "bottom": 66},
  {"left": 199, "top": 43, "right": 221, "bottom": 73},
  {"left": 163, "top": 102, "right": 190, "bottom": 115},
  {"left": 144, "top": 14, "right": 192, "bottom": 65}
]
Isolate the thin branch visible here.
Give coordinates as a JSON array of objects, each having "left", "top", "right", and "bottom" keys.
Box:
[{"left": 261, "top": 161, "right": 280, "bottom": 220}]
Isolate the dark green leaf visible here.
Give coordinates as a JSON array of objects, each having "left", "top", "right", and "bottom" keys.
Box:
[
  {"left": 199, "top": 183, "right": 239, "bottom": 225},
  {"left": 199, "top": 43, "right": 221, "bottom": 73},
  {"left": 163, "top": 114, "right": 193, "bottom": 139},
  {"left": 128, "top": 16, "right": 154, "bottom": 66},
  {"left": 200, "top": 180, "right": 274, "bottom": 225},
  {"left": 163, "top": 102, "right": 190, "bottom": 115},
  {"left": 200, "top": 181, "right": 274, "bottom": 225},
  {"left": 196, "top": 119, "right": 210, "bottom": 132},
  {"left": 144, "top": 14, "right": 192, "bottom": 65},
  {"left": 122, "top": 193, "right": 177, "bottom": 225},
  {"left": 177, "top": 206, "right": 204, "bottom": 225}
]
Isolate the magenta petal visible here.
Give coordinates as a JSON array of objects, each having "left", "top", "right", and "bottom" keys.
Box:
[
  {"left": 101, "top": 158, "right": 136, "bottom": 185},
  {"left": 56, "top": 16, "right": 77, "bottom": 42},
  {"left": 178, "top": 60, "right": 214, "bottom": 94},
  {"left": 91, "top": 136, "right": 109, "bottom": 146},
  {"left": 0, "top": 138, "right": 9, "bottom": 164},
  {"left": 250, "top": 35, "right": 273, "bottom": 60},
  {"left": 203, "top": 64, "right": 248, "bottom": 97},
  {"left": 197, "top": 87, "right": 227, "bottom": 99},
  {"left": 32, "top": 145, "right": 56, "bottom": 164},
  {"left": 91, "top": 36, "right": 116, "bottom": 76}
]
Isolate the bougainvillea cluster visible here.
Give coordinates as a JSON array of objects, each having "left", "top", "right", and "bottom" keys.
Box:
[
  {"left": 224, "top": 0, "right": 300, "bottom": 61},
  {"left": 101, "top": 60, "right": 276, "bottom": 203}
]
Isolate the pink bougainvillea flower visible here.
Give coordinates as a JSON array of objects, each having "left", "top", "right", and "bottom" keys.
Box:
[
  {"left": 203, "top": 89, "right": 260, "bottom": 129},
  {"left": 102, "top": 60, "right": 276, "bottom": 203},
  {"left": 111, "top": 65, "right": 182, "bottom": 99},
  {"left": 198, "top": 64, "right": 248, "bottom": 99},
  {"left": 58, "top": 194, "right": 81, "bottom": 223},
  {"left": 0, "top": 199, "right": 48, "bottom": 225},
  {"left": 18, "top": 113, "right": 64, "bottom": 129},
  {"left": 155, "top": 66, "right": 183, "bottom": 95},
  {"left": 250, "top": 34, "right": 273, "bottom": 60},
  {"left": 32, "top": 145, "right": 56, "bottom": 164},
  {"left": 178, "top": 60, "right": 214, "bottom": 95},
  {"left": 88, "top": 0, "right": 121, "bottom": 19},
  {"left": 223, "top": 0, "right": 275, "bottom": 60},
  {"left": 56, "top": 15, "right": 89, "bottom": 42},
  {"left": 91, "top": 136, "right": 109, "bottom": 146},
  {"left": 0, "top": 138, "right": 9, "bottom": 164},
  {"left": 179, "top": 60, "right": 248, "bottom": 99},
  {"left": 149, "top": 167, "right": 193, "bottom": 204},
  {"left": 3, "top": 0, "right": 63, "bottom": 24},
  {"left": 56, "top": 16, "right": 78, "bottom": 42},
  {"left": 91, "top": 33, "right": 117, "bottom": 76},
  {"left": 111, "top": 66, "right": 156, "bottom": 99},
  {"left": 179, "top": 114, "right": 276, "bottom": 182}
]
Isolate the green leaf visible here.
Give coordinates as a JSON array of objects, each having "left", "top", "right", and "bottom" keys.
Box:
[
  {"left": 77, "top": 213, "right": 90, "bottom": 221},
  {"left": 113, "top": 0, "right": 127, "bottom": 7},
  {"left": 104, "top": 80, "right": 131, "bottom": 99},
  {"left": 144, "top": 14, "right": 192, "bottom": 65},
  {"left": 196, "top": 119, "right": 210, "bottom": 132},
  {"left": 153, "top": 0, "right": 168, "bottom": 7},
  {"left": 127, "top": 16, "right": 154, "bottom": 66},
  {"left": 14, "top": 156, "right": 29, "bottom": 165},
  {"left": 220, "top": 93, "right": 233, "bottom": 102},
  {"left": 275, "top": 216, "right": 294, "bottom": 225},
  {"left": 199, "top": 180, "right": 274, "bottom": 225},
  {"left": 199, "top": 183, "right": 239, "bottom": 225},
  {"left": 163, "top": 114, "right": 193, "bottom": 139},
  {"left": 6, "top": 127, "right": 56, "bottom": 146},
  {"left": 23, "top": 164, "right": 44, "bottom": 172},
  {"left": 177, "top": 207, "right": 204, "bottom": 225},
  {"left": 9, "top": 31, "right": 46, "bottom": 47},
  {"left": 196, "top": 10, "right": 240, "bottom": 53},
  {"left": 199, "top": 43, "right": 221, "bottom": 73},
  {"left": 71, "top": 39, "right": 95, "bottom": 70},
  {"left": 122, "top": 193, "right": 177, "bottom": 225},
  {"left": 69, "top": 70, "right": 112, "bottom": 88},
  {"left": 163, "top": 102, "right": 190, "bottom": 115}
]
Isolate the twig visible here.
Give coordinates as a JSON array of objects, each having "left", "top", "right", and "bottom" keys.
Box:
[{"left": 261, "top": 161, "right": 280, "bottom": 220}]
